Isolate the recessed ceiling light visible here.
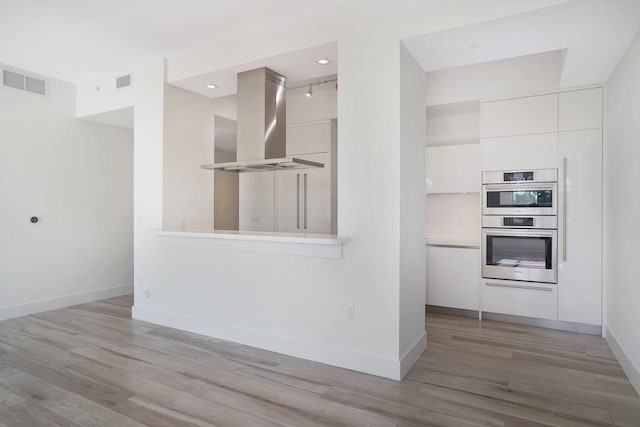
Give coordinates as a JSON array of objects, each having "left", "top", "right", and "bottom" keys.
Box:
[
  {"left": 317, "top": 58, "right": 329, "bottom": 65},
  {"left": 206, "top": 83, "right": 217, "bottom": 89}
]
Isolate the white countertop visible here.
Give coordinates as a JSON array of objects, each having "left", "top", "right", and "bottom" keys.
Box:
[
  {"left": 425, "top": 236, "right": 480, "bottom": 249},
  {"left": 157, "top": 229, "right": 350, "bottom": 246}
]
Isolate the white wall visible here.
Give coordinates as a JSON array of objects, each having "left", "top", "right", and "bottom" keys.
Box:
[
  {"left": 76, "top": 71, "right": 134, "bottom": 118},
  {"left": 214, "top": 116, "right": 239, "bottom": 231},
  {"left": 605, "top": 29, "right": 640, "bottom": 393},
  {"left": 132, "top": 0, "right": 572, "bottom": 380},
  {"left": 287, "top": 81, "right": 337, "bottom": 124},
  {"left": 399, "top": 44, "right": 427, "bottom": 373},
  {"left": 163, "top": 85, "right": 215, "bottom": 230},
  {"left": 0, "top": 68, "right": 133, "bottom": 320},
  {"left": 425, "top": 49, "right": 566, "bottom": 106},
  {"left": 426, "top": 101, "right": 479, "bottom": 146}
]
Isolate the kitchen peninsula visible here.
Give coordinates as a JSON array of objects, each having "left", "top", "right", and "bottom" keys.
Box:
[{"left": 156, "top": 228, "right": 349, "bottom": 258}]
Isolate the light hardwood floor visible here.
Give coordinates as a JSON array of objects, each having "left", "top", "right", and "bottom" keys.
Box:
[{"left": 0, "top": 295, "right": 638, "bottom": 426}]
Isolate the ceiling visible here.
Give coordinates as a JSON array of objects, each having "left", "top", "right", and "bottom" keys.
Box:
[
  {"left": 171, "top": 42, "right": 338, "bottom": 99},
  {"left": 0, "top": 0, "right": 347, "bottom": 83},
  {"left": 403, "top": 0, "right": 640, "bottom": 87}
]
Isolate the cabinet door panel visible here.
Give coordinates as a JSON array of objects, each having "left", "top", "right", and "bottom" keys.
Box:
[
  {"left": 276, "top": 170, "right": 301, "bottom": 233},
  {"left": 482, "top": 279, "right": 558, "bottom": 320},
  {"left": 286, "top": 121, "right": 332, "bottom": 156},
  {"left": 482, "top": 94, "right": 558, "bottom": 138},
  {"left": 276, "top": 153, "right": 331, "bottom": 234},
  {"left": 301, "top": 152, "right": 332, "bottom": 234},
  {"left": 559, "top": 88, "right": 603, "bottom": 131},
  {"left": 482, "top": 133, "right": 558, "bottom": 171},
  {"left": 558, "top": 129, "right": 602, "bottom": 325},
  {"left": 427, "top": 246, "right": 480, "bottom": 310}
]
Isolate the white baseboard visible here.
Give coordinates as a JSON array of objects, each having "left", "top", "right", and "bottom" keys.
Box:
[
  {"left": 400, "top": 331, "right": 427, "bottom": 378},
  {"left": 133, "top": 305, "right": 410, "bottom": 380},
  {"left": 0, "top": 284, "right": 133, "bottom": 321},
  {"left": 605, "top": 325, "right": 640, "bottom": 396}
]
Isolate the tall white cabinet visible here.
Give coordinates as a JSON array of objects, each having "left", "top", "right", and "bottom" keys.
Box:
[
  {"left": 276, "top": 120, "right": 337, "bottom": 234},
  {"left": 558, "top": 88, "right": 603, "bottom": 326}
]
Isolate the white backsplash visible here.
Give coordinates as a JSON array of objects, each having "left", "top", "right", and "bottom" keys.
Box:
[{"left": 425, "top": 193, "right": 480, "bottom": 241}]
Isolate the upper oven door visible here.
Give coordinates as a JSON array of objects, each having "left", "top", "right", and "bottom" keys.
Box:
[{"left": 483, "top": 182, "right": 557, "bottom": 216}]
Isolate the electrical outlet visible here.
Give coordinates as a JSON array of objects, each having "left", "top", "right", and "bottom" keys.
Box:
[{"left": 344, "top": 304, "right": 355, "bottom": 320}]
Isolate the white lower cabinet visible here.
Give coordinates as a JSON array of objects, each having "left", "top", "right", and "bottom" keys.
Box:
[
  {"left": 482, "top": 278, "right": 558, "bottom": 320},
  {"left": 558, "top": 129, "right": 603, "bottom": 325},
  {"left": 426, "top": 246, "right": 480, "bottom": 311},
  {"left": 276, "top": 152, "right": 333, "bottom": 234}
]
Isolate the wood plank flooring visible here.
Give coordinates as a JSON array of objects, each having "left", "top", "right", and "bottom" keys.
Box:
[{"left": 0, "top": 295, "right": 638, "bottom": 426}]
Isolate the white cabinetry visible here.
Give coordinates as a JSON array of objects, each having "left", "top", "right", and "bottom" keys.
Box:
[
  {"left": 286, "top": 120, "right": 334, "bottom": 155},
  {"left": 482, "top": 133, "right": 558, "bottom": 171},
  {"left": 482, "top": 93, "right": 558, "bottom": 138},
  {"left": 482, "top": 278, "right": 558, "bottom": 320},
  {"left": 559, "top": 88, "right": 603, "bottom": 132},
  {"left": 427, "top": 246, "right": 480, "bottom": 310},
  {"left": 479, "top": 87, "right": 604, "bottom": 328},
  {"left": 276, "top": 152, "right": 333, "bottom": 233},
  {"left": 558, "top": 129, "right": 602, "bottom": 325},
  {"left": 425, "top": 144, "right": 480, "bottom": 194},
  {"left": 276, "top": 120, "right": 336, "bottom": 234}
]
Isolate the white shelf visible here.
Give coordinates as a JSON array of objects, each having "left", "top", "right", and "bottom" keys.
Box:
[{"left": 425, "top": 236, "right": 480, "bottom": 249}]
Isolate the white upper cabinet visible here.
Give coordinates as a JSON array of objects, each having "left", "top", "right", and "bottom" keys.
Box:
[
  {"left": 426, "top": 144, "right": 480, "bottom": 193},
  {"left": 559, "top": 88, "right": 603, "bottom": 131},
  {"left": 482, "top": 133, "right": 558, "bottom": 171},
  {"left": 286, "top": 121, "right": 333, "bottom": 156},
  {"left": 558, "top": 129, "right": 602, "bottom": 326},
  {"left": 482, "top": 93, "right": 558, "bottom": 138}
]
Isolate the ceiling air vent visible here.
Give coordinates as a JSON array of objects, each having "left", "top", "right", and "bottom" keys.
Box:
[
  {"left": 3, "top": 69, "right": 47, "bottom": 95},
  {"left": 26, "top": 76, "right": 46, "bottom": 95},
  {"left": 3, "top": 70, "right": 25, "bottom": 90},
  {"left": 116, "top": 74, "right": 131, "bottom": 89}
]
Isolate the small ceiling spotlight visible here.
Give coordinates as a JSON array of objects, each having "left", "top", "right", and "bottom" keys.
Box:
[
  {"left": 206, "top": 83, "right": 217, "bottom": 89},
  {"left": 306, "top": 84, "right": 313, "bottom": 97},
  {"left": 317, "top": 58, "right": 330, "bottom": 65}
]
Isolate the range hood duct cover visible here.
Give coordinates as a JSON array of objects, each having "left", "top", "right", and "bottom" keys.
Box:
[{"left": 202, "top": 67, "right": 324, "bottom": 173}]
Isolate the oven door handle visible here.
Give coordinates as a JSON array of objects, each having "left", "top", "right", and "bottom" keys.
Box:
[
  {"left": 483, "top": 183, "right": 557, "bottom": 192},
  {"left": 485, "top": 282, "right": 554, "bottom": 292},
  {"left": 483, "top": 229, "right": 555, "bottom": 237}
]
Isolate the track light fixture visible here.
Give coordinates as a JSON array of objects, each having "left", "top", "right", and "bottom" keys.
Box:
[{"left": 306, "top": 84, "right": 313, "bottom": 97}]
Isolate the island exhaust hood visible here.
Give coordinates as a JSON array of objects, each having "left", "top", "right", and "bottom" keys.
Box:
[{"left": 201, "top": 67, "right": 324, "bottom": 173}]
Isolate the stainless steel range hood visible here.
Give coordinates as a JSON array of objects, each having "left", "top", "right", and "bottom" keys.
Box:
[{"left": 201, "top": 67, "right": 324, "bottom": 173}]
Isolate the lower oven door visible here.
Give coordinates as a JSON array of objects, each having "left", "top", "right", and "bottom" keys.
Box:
[{"left": 482, "top": 228, "right": 557, "bottom": 283}]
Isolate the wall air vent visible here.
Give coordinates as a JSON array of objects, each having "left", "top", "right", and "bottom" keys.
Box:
[
  {"left": 3, "top": 69, "right": 47, "bottom": 95},
  {"left": 3, "top": 70, "right": 25, "bottom": 90},
  {"left": 116, "top": 74, "right": 132, "bottom": 89},
  {"left": 26, "top": 76, "right": 46, "bottom": 95}
]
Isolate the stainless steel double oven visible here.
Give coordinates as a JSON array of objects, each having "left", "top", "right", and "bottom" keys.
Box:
[{"left": 482, "top": 169, "right": 558, "bottom": 284}]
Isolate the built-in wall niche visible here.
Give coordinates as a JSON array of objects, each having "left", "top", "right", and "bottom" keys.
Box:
[
  {"left": 424, "top": 100, "right": 481, "bottom": 243},
  {"left": 426, "top": 100, "right": 479, "bottom": 147}
]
